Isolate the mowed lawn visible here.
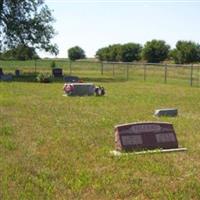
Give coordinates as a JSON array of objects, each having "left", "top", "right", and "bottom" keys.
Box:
[{"left": 0, "top": 80, "right": 200, "bottom": 199}]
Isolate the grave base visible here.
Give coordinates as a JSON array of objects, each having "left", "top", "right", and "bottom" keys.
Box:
[{"left": 110, "top": 147, "right": 187, "bottom": 156}]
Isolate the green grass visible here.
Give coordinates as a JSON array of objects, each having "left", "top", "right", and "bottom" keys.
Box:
[{"left": 0, "top": 79, "right": 200, "bottom": 199}]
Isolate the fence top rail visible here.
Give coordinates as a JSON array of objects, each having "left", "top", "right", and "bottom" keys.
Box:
[
  {"left": 74, "top": 60, "right": 100, "bottom": 63},
  {"left": 1, "top": 59, "right": 200, "bottom": 68},
  {"left": 100, "top": 61, "right": 199, "bottom": 67}
]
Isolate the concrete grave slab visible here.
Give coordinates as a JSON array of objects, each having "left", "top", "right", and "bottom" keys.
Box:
[
  {"left": 110, "top": 148, "right": 187, "bottom": 156},
  {"left": 64, "top": 83, "right": 95, "bottom": 96},
  {"left": 154, "top": 108, "right": 178, "bottom": 117}
]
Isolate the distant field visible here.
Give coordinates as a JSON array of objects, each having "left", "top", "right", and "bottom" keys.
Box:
[
  {"left": 0, "top": 80, "right": 200, "bottom": 199},
  {"left": 0, "top": 59, "right": 199, "bottom": 87}
]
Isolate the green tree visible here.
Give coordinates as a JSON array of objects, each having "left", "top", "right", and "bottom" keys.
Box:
[
  {"left": 170, "top": 41, "right": 200, "bottom": 64},
  {"left": 0, "top": 0, "right": 58, "bottom": 55},
  {"left": 96, "top": 43, "right": 142, "bottom": 62},
  {"left": 68, "top": 46, "right": 86, "bottom": 61},
  {"left": 142, "top": 40, "right": 170, "bottom": 63},
  {"left": 1, "top": 44, "right": 39, "bottom": 60},
  {"left": 107, "top": 44, "right": 122, "bottom": 62},
  {"left": 96, "top": 47, "right": 110, "bottom": 61},
  {"left": 121, "top": 43, "right": 142, "bottom": 62},
  {"left": 96, "top": 44, "right": 122, "bottom": 62}
]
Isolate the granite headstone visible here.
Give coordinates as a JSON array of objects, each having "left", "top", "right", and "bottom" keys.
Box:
[
  {"left": 115, "top": 122, "right": 179, "bottom": 151},
  {"left": 15, "top": 69, "right": 20, "bottom": 76},
  {"left": 52, "top": 68, "right": 63, "bottom": 77},
  {"left": 0, "top": 68, "right": 3, "bottom": 76}
]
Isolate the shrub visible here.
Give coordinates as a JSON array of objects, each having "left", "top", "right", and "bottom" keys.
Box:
[
  {"left": 36, "top": 73, "right": 52, "bottom": 83},
  {"left": 142, "top": 40, "right": 170, "bottom": 63},
  {"left": 68, "top": 46, "right": 86, "bottom": 61}
]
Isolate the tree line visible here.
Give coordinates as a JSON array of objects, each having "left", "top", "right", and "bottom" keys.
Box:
[
  {"left": 68, "top": 40, "right": 200, "bottom": 64},
  {"left": 2, "top": 40, "right": 200, "bottom": 64}
]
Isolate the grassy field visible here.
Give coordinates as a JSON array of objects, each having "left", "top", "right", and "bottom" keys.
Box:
[{"left": 0, "top": 79, "right": 200, "bottom": 199}]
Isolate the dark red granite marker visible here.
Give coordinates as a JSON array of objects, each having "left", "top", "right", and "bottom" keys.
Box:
[{"left": 115, "top": 122, "right": 178, "bottom": 151}]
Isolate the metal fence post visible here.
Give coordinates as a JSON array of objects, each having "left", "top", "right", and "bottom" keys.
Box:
[
  {"left": 34, "top": 59, "right": 37, "bottom": 74},
  {"left": 190, "top": 64, "right": 193, "bottom": 87},
  {"left": 198, "top": 65, "right": 200, "bottom": 87},
  {"left": 101, "top": 62, "right": 104, "bottom": 75},
  {"left": 164, "top": 64, "right": 167, "bottom": 84},
  {"left": 144, "top": 64, "right": 146, "bottom": 81},
  {"left": 126, "top": 64, "right": 129, "bottom": 80},
  {"left": 112, "top": 63, "right": 115, "bottom": 77},
  {"left": 197, "top": 65, "right": 200, "bottom": 87},
  {"left": 69, "top": 60, "right": 72, "bottom": 75}
]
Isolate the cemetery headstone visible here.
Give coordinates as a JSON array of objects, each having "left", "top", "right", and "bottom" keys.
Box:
[
  {"left": 0, "top": 68, "right": 3, "bottom": 76},
  {"left": 64, "top": 83, "right": 95, "bottom": 96},
  {"left": 0, "top": 74, "right": 13, "bottom": 81},
  {"left": 15, "top": 69, "right": 20, "bottom": 76},
  {"left": 52, "top": 68, "right": 63, "bottom": 77},
  {"left": 115, "top": 122, "right": 179, "bottom": 152},
  {"left": 154, "top": 108, "right": 178, "bottom": 117}
]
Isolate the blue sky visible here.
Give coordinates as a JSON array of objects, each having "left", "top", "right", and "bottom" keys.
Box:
[{"left": 42, "top": 0, "right": 200, "bottom": 58}]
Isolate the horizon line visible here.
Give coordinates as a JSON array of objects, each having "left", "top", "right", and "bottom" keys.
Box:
[{"left": 47, "top": 0, "right": 200, "bottom": 3}]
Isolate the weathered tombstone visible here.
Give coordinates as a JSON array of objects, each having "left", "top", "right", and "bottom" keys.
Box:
[
  {"left": 154, "top": 108, "right": 178, "bottom": 117},
  {"left": 0, "top": 68, "right": 3, "bottom": 76},
  {"left": 115, "top": 122, "right": 182, "bottom": 152},
  {"left": 63, "top": 75, "right": 80, "bottom": 83},
  {"left": 0, "top": 74, "right": 13, "bottom": 81},
  {"left": 64, "top": 83, "right": 95, "bottom": 96},
  {"left": 52, "top": 68, "right": 63, "bottom": 77},
  {"left": 15, "top": 69, "right": 20, "bottom": 76}
]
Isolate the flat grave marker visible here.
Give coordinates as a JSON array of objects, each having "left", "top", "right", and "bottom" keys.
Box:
[{"left": 154, "top": 108, "right": 178, "bottom": 117}]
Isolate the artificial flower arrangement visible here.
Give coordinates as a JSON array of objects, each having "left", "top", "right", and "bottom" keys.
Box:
[
  {"left": 36, "top": 73, "right": 52, "bottom": 83},
  {"left": 63, "top": 83, "right": 74, "bottom": 95}
]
